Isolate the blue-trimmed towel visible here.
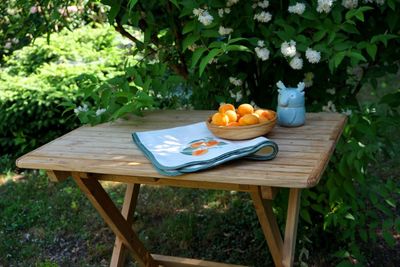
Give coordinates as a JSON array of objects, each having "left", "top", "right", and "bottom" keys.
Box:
[{"left": 132, "top": 122, "right": 278, "bottom": 176}]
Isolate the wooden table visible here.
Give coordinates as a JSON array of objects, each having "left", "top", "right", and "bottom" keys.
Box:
[{"left": 16, "top": 110, "right": 346, "bottom": 267}]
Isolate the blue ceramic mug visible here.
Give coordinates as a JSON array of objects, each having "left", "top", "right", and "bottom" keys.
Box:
[{"left": 276, "top": 81, "right": 305, "bottom": 127}]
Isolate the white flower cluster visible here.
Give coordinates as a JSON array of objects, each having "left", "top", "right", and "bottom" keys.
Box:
[
  {"left": 218, "top": 7, "right": 231, "bottom": 17},
  {"left": 342, "top": 109, "right": 352, "bottom": 116},
  {"left": 218, "top": 26, "right": 234, "bottom": 35},
  {"left": 193, "top": 8, "right": 214, "bottom": 26},
  {"left": 254, "top": 40, "right": 270, "bottom": 61},
  {"left": 74, "top": 104, "right": 88, "bottom": 114},
  {"left": 229, "top": 90, "right": 243, "bottom": 102},
  {"left": 305, "top": 48, "right": 321, "bottom": 63},
  {"left": 289, "top": 57, "right": 303, "bottom": 70},
  {"left": 288, "top": 3, "right": 306, "bottom": 15},
  {"left": 258, "top": 0, "right": 270, "bottom": 8},
  {"left": 326, "top": 88, "right": 336, "bottom": 95},
  {"left": 229, "top": 77, "right": 243, "bottom": 86},
  {"left": 254, "top": 11, "right": 272, "bottom": 23},
  {"left": 281, "top": 40, "right": 297, "bottom": 57},
  {"left": 3, "top": 37, "right": 19, "bottom": 50},
  {"left": 226, "top": 0, "right": 240, "bottom": 7},
  {"left": 322, "top": 101, "right": 337, "bottom": 112},
  {"left": 316, "top": 0, "right": 335, "bottom": 13},
  {"left": 95, "top": 108, "right": 106, "bottom": 116},
  {"left": 342, "top": 0, "right": 358, "bottom": 9}
]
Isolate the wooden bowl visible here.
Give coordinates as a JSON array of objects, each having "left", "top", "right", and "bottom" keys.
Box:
[{"left": 206, "top": 111, "right": 277, "bottom": 140}]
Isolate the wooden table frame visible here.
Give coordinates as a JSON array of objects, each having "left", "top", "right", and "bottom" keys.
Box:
[
  {"left": 49, "top": 171, "right": 300, "bottom": 267},
  {"left": 18, "top": 111, "right": 347, "bottom": 267}
]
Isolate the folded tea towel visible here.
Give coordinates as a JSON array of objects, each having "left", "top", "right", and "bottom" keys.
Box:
[{"left": 132, "top": 122, "right": 278, "bottom": 176}]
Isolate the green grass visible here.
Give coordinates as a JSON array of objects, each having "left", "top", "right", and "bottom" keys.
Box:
[{"left": 0, "top": 172, "right": 273, "bottom": 266}]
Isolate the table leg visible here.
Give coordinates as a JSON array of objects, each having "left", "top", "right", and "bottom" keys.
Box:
[
  {"left": 110, "top": 184, "right": 141, "bottom": 267},
  {"left": 282, "top": 188, "right": 301, "bottom": 267},
  {"left": 251, "top": 187, "right": 302, "bottom": 267},
  {"left": 250, "top": 187, "right": 284, "bottom": 267},
  {"left": 72, "top": 173, "right": 157, "bottom": 267}
]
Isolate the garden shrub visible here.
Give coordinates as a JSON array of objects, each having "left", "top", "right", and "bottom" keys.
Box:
[
  {"left": 0, "top": 25, "right": 125, "bottom": 166},
  {"left": 75, "top": 1, "right": 398, "bottom": 264}
]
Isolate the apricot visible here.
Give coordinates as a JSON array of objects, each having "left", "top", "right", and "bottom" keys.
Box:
[
  {"left": 192, "top": 148, "right": 208, "bottom": 156},
  {"left": 224, "top": 110, "right": 238, "bottom": 123},
  {"left": 211, "top": 112, "right": 229, "bottom": 126},
  {"left": 255, "top": 109, "right": 275, "bottom": 122},
  {"left": 237, "top": 103, "right": 254, "bottom": 117},
  {"left": 238, "top": 114, "right": 260, "bottom": 126},
  {"left": 205, "top": 140, "right": 219, "bottom": 147},
  {"left": 218, "top": 103, "right": 235, "bottom": 113},
  {"left": 227, "top": 121, "right": 240, "bottom": 126}
]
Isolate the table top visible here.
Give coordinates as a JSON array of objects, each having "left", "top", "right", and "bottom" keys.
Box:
[{"left": 16, "top": 110, "right": 346, "bottom": 188}]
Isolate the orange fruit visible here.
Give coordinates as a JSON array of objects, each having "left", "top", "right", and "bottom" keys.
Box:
[
  {"left": 224, "top": 110, "right": 238, "bottom": 122},
  {"left": 192, "top": 148, "right": 208, "bottom": 156},
  {"left": 255, "top": 109, "right": 275, "bottom": 122},
  {"left": 191, "top": 141, "right": 205, "bottom": 148},
  {"left": 211, "top": 112, "right": 229, "bottom": 126},
  {"left": 205, "top": 140, "right": 219, "bottom": 147},
  {"left": 218, "top": 103, "right": 235, "bottom": 113},
  {"left": 262, "top": 110, "right": 275, "bottom": 120},
  {"left": 254, "top": 109, "right": 265, "bottom": 116},
  {"left": 238, "top": 114, "right": 259, "bottom": 126},
  {"left": 237, "top": 103, "right": 254, "bottom": 117},
  {"left": 227, "top": 121, "right": 240, "bottom": 126}
]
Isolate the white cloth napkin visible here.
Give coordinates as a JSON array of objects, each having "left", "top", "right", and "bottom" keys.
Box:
[{"left": 132, "top": 122, "right": 278, "bottom": 176}]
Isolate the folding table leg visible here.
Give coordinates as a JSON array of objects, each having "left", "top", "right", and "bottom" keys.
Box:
[
  {"left": 282, "top": 188, "right": 301, "bottom": 267},
  {"left": 250, "top": 187, "right": 284, "bottom": 267},
  {"left": 110, "top": 184, "right": 141, "bottom": 267},
  {"left": 72, "top": 173, "right": 157, "bottom": 267}
]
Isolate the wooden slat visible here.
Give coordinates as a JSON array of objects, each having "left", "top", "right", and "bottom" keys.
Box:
[
  {"left": 152, "top": 254, "right": 247, "bottom": 267},
  {"left": 110, "top": 184, "right": 141, "bottom": 267},
  {"left": 250, "top": 187, "right": 283, "bottom": 267},
  {"left": 71, "top": 174, "right": 156, "bottom": 267},
  {"left": 282, "top": 189, "right": 302, "bottom": 267},
  {"left": 46, "top": 170, "right": 70, "bottom": 182}
]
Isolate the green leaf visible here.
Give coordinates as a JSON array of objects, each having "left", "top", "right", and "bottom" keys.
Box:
[
  {"left": 333, "top": 51, "right": 346, "bottom": 68},
  {"left": 366, "top": 44, "right": 377, "bottom": 60},
  {"left": 111, "top": 103, "right": 136, "bottom": 119},
  {"left": 190, "top": 47, "right": 207, "bottom": 68},
  {"left": 182, "top": 34, "right": 200, "bottom": 51},
  {"left": 169, "top": 0, "right": 179, "bottom": 8},
  {"left": 182, "top": 21, "right": 196, "bottom": 34},
  {"left": 300, "top": 209, "right": 312, "bottom": 224},
  {"left": 313, "top": 30, "right": 327, "bottom": 42},
  {"left": 382, "top": 229, "right": 396, "bottom": 247},
  {"left": 345, "top": 6, "right": 373, "bottom": 21},
  {"left": 340, "top": 23, "right": 360, "bottom": 35},
  {"left": 228, "top": 37, "right": 247, "bottom": 44},
  {"left": 343, "top": 179, "right": 356, "bottom": 198},
  {"left": 371, "top": 34, "right": 398, "bottom": 47},
  {"left": 349, "top": 51, "right": 367, "bottom": 63},
  {"left": 128, "top": 0, "right": 138, "bottom": 9},
  {"left": 199, "top": 49, "right": 222, "bottom": 76},
  {"left": 225, "top": 45, "right": 252, "bottom": 52},
  {"left": 345, "top": 213, "right": 355, "bottom": 220},
  {"left": 107, "top": 2, "right": 121, "bottom": 22}
]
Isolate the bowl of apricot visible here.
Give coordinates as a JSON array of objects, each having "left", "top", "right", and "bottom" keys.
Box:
[{"left": 206, "top": 103, "right": 277, "bottom": 140}]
